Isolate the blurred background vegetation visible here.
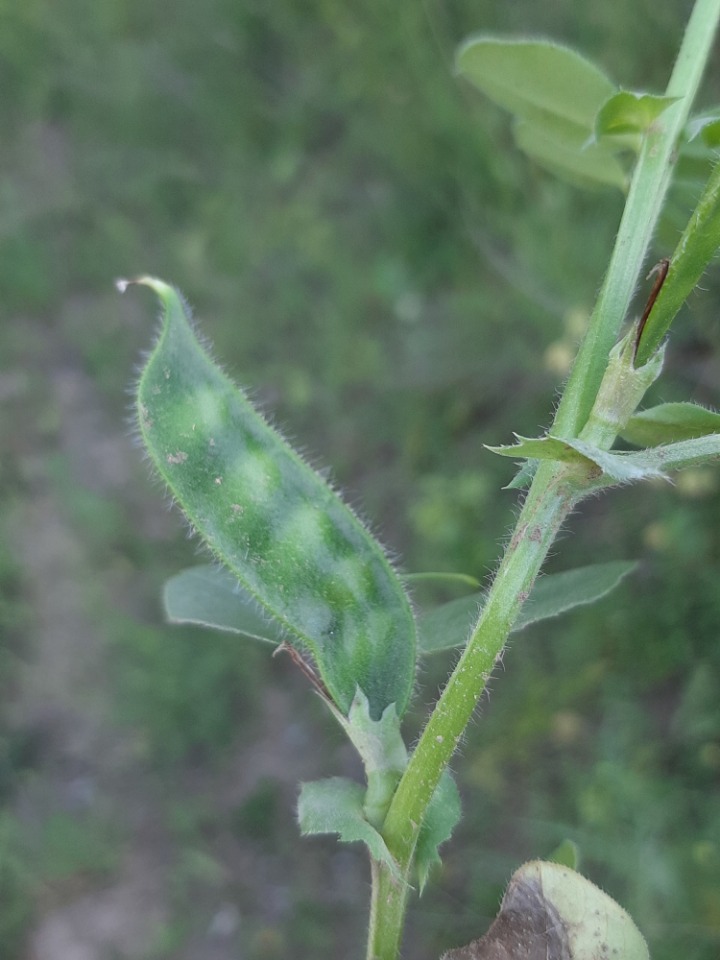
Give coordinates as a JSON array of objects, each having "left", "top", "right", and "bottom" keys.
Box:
[{"left": 1, "top": 0, "right": 719, "bottom": 958}]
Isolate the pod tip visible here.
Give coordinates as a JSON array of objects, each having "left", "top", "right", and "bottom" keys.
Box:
[{"left": 115, "top": 275, "right": 172, "bottom": 297}]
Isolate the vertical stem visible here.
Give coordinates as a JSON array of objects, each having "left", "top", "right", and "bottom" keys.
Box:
[
  {"left": 365, "top": 3, "right": 720, "bottom": 957},
  {"left": 383, "top": 470, "right": 572, "bottom": 859},
  {"left": 366, "top": 859, "right": 410, "bottom": 960},
  {"left": 369, "top": 465, "right": 575, "bottom": 959},
  {"left": 552, "top": 0, "right": 720, "bottom": 438}
]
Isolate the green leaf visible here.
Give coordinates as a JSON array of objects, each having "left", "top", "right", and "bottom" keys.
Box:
[
  {"left": 418, "top": 561, "right": 636, "bottom": 655},
  {"left": 442, "top": 860, "right": 649, "bottom": 960},
  {"left": 547, "top": 838, "right": 580, "bottom": 870},
  {"left": 595, "top": 90, "right": 680, "bottom": 138},
  {"left": 417, "top": 593, "right": 482, "bottom": 656},
  {"left": 687, "top": 110, "right": 720, "bottom": 146},
  {"left": 567, "top": 440, "right": 663, "bottom": 482},
  {"left": 674, "top": 137, "right": 717, "bottom": 187},
  {"left": 621, "top": 402, "right": 720, "bottom": 446},
  {"left": 415, "top": 772, "right": 462, "bottom": 893},
  {"left": 163, "top": 565, "right": 282, "bottom": 644},
  {"left": 454, "top": 38, "right": 626, "bottom": 189},
  {"left": 504, "top": 459, "right": 537, "bottom": 490},
  {"left": 513, "top": 119, "right": 627, "bottom": 189},
  {"left": 635, "top": 158, "right": 720, "bottom": 364},
  {"left": 612, "top": 433, "right": 720, "bottom": 474},
  {"left": 125, "top": 277, "right": 417, "bottom": 720},
  {"left": 403, "top": 572, "right": 481, "bottom": 590},
  {"left": 515, "top": 560, "right": 637, "bottom": 631},
  {"left": 585, "top": 444, "right": 665, "bottom": 481},
  {"left": 456, "top": 37, "right": 616, "bottom": 133},
  {"left": 297, "top": 777, "right": 400, "bottom": 879},
  {"left": 487, "top": 433, "right": 589, "bottom": 464},
  {"left": 488, "top": 433, "right": 666, "bottom": 483},
  {"left": 700, "top": 119, "right": 720, "bottom": 146}
]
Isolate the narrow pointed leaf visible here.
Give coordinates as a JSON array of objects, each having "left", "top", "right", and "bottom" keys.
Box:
[
  {"left": 164, "top": 565, "right": 484, "bottom": 645},
  {"left": 415, "top": 772, "right": 462, "bottom": 893},
  {"left": 297, "top": 777, "right": 400, "bottom": 879},
  {"left": 417, "top": 593, "right": 482, "bottom": 655},
  {"left": 489, "top": 434, "right": 666, "bottom": 483},
  {"left": 163, "top": 565, "right": 282, "bottom": 643},
  {"left": 127, "top": 277, "right": 416, "bottom": 720},
  {"left": 418, "top": 561, "right": 636, "bottom": 655},
  {"left": 568, "top": 438, "right": 666, "bottom": 482},
  {"left": 487, "top": 434, "right": 587, "bottom": 464},
  {"left": 441, "top": 861, "right": 649, "bottom": 960},
  {"left": 515, "top": 560, "right": 636, "bottom": 631},
  {"left": 613, "top": 433, "right": 720, "bottom": 474},
  {"left": 635, "top": 157, "right": 720, "bottom": 364},
  {"left": 595, "top": 90, "right": 680, "bottom": 138},
  {"left": 621, "top": 401, "right": 720, "bottom": 446},
  {"left": 403, "top": 572, "right": 481, "bottom": 590},
  {"left": 504, "top": 459, "right": 538, "bottom": 490}
]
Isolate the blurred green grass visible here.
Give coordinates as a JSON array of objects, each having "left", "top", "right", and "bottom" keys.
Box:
[{"left": 1, "top": 1, "right": 720, "bottom": 958}]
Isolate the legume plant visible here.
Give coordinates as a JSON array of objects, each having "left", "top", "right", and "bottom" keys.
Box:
[{"left": 123, "top": 1, "right": 720, "bottom": 956}]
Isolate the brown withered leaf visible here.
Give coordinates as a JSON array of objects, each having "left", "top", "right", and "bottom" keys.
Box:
[
  {"left": 441, "top": 865, "right": 570, "bottom": 960},
  {"left": 440, "top": 860, "right": 649, "bottom": 960}
]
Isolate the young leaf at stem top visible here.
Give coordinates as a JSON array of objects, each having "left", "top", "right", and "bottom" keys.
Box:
[{"left": 594, "top": 90, "right": 680, "bottom": 141}]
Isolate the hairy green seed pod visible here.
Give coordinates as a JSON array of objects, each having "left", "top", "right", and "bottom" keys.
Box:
[{"left": 126, "top": 277, "right": 416, "bottom": 719}]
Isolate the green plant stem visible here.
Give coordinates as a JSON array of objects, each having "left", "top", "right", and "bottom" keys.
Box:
[
  {"left": 366, "top": 2, "right": 720, "bottom": 958},
  {"left": 635, "top": 157, "right": 720, "bottom": 365},
  {"left": 553, "top": 0, "right": 720, "bottom": 438},
  {"left": 367, "top": 858, "right": 392, "bottom": 960},
  {"left": 369, "top": 464, "right": 575, "bottom": 960}
]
